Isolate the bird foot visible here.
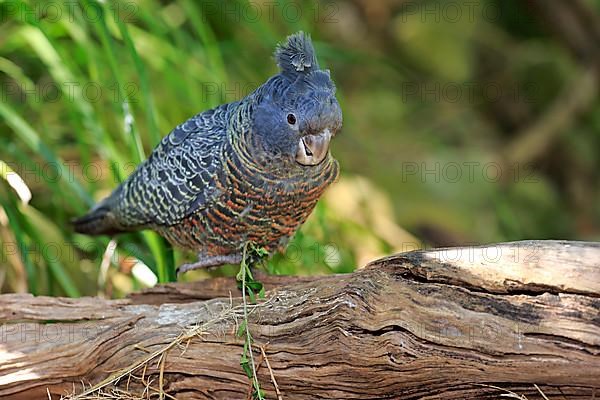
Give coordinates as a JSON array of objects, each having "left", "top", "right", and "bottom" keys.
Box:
[{"left": 176, "top": 254, "right": 243, "bottom": 276}]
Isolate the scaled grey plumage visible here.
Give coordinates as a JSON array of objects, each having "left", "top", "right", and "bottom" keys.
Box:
[
  {"left": 74, "top": 32, "right": 342, "bottom": 272},
  {"left": 75, "top": 105, "right": 231, "bottom": 232}
]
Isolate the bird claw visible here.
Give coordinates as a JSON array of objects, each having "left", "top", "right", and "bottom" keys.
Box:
[{"left": 176, "top": 254, "right": 243, "bottom": 276}]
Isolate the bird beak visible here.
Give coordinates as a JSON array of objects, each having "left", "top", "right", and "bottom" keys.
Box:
[{"left": 295, "top": 129, "right": 332, "bottom": 166}]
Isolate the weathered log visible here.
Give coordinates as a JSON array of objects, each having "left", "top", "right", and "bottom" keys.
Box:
[{"left": 0, "top": 240, "right": 598, "bottom": 399}]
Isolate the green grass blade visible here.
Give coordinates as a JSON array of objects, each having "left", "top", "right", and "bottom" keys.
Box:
[
  {"left": 114, "top": 16, "right": 161, "bottom": 146},
  {"left": 181, "top": 1, "right": 228, "bottom": 105},
  {"left": 142, "top": 231, "right": 175, "bottom": 283},
  {"left": 0, "top": 188, "right": 37, "bottom": 294},
  {"left": 0, "top": 101, "right": 91, "bottom": 210},
  {"left": 0, "top": 179, "right": 80, "bottom": 297},
  {"left": 23, "top": 216, "right": 81, "bottom": 297},
  {"left": 79, "top": 0, "right": 145, "bottom": 164},
  {"left": 15, "top": 1, "right": 129, "bottom": 183}
]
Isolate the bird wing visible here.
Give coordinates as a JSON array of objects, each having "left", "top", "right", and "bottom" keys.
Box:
[{"left": 109, "top": 104, "right": 231, "bottom": 228}]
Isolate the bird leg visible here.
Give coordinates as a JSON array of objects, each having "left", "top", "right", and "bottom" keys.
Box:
[{"left": 176, "top": 254, "right": 243, "bottom": 276}]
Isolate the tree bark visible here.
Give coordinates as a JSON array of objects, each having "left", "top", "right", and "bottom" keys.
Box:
[{"left": 0, "top": 240, "right": 598, "bottom": 399}]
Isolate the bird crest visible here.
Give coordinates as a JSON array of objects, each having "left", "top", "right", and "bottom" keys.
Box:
[{"left": 275, "top": 31, "right": 320, "bottom": 77}]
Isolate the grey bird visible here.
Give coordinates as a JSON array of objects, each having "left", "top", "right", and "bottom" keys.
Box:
[{"left": 73, "top": 31, "right": 342, "bottom": 273}]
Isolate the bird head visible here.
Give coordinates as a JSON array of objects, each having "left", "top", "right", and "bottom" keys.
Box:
[{"left": 251, "top": 32, "right": 342, "bottom": 167}]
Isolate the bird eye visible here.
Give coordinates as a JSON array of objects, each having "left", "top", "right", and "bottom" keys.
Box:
[{"left": 286, "top": 113, "right": 297, "bottom": 125}]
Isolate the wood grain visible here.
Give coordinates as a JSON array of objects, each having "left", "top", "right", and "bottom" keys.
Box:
[{"left": 0, "top": 240, "right": 598, "bottom": 399}]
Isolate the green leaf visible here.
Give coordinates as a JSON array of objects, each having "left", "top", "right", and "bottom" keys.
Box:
[
  {"left": 246, "top": 281, "right": 263, "bottom": 292},
  {"left": 247, "top": 288, "right": 256, "bottom": 304},
  {"left": 240, "top": 360, "right": 253, "bottom": 379},
  {"left": 236, "top": 320, "right": 247, "bottom": 338},
  {"left": 253, "top": 388, "right": 265, "bottom": 400}
]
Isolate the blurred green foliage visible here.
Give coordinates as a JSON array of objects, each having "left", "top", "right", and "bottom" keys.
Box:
[{"left": 0, "top": 0, "right": 599, "bottom": 297}]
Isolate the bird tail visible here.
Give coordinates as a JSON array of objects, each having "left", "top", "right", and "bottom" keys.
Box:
[{"left": 72, "top": 203, "right": 122, "bottom": 236}]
